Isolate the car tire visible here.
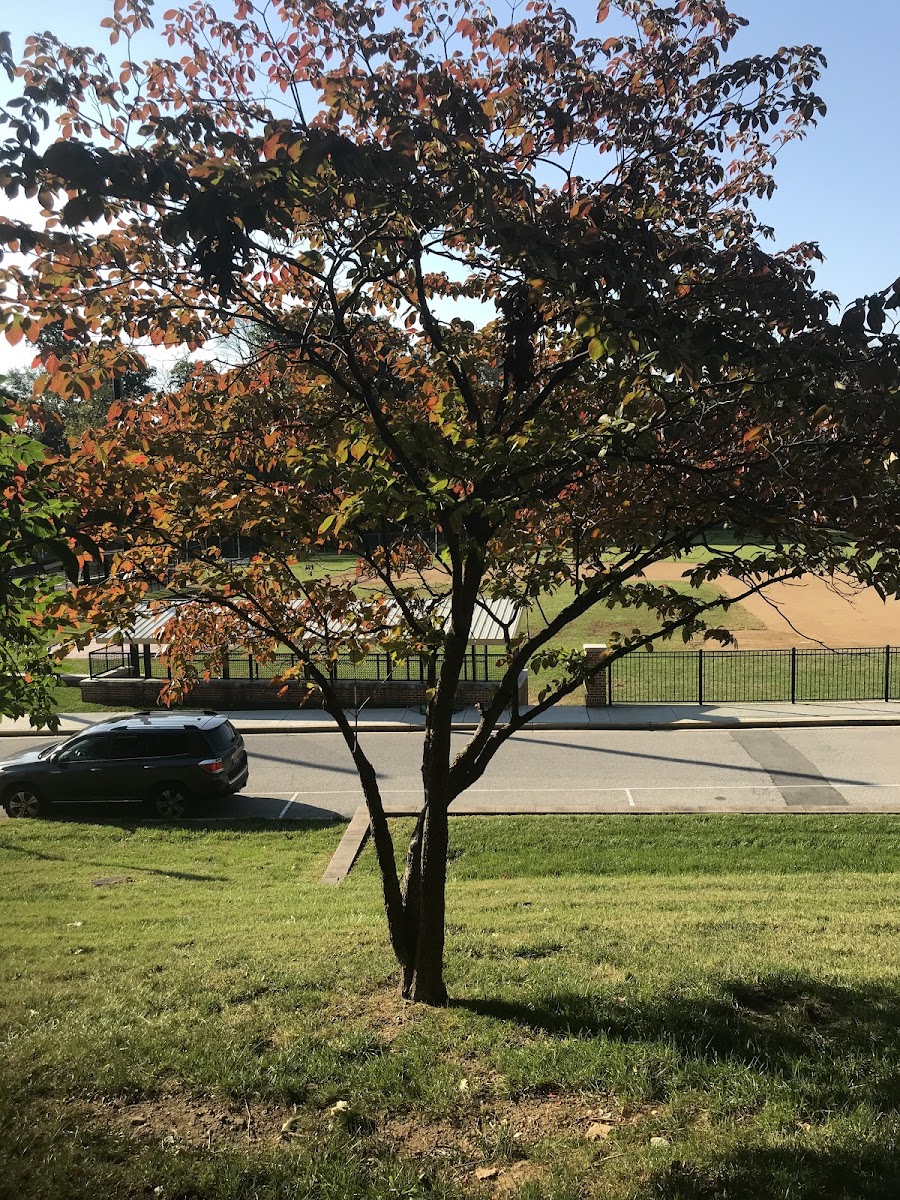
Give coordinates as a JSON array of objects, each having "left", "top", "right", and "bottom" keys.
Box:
[
  {"left": 2, "top": 784, "right": 46, "bottom": 819},
  {"left": 149, "top": 783, "right": 190, "bottom": 820}
]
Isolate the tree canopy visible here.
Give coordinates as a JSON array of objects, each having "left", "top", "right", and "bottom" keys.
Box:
[
  {"left": 0, "top": 379, "right": 83, "bottom": 728},
  {"left": 2, "top": 0, "right": 899, "bottom": 1000}
]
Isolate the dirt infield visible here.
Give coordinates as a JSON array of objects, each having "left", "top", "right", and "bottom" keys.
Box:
[
  {"left": 347, "top": 561, "right": 900, "bottom": 649},
  {"left": 642, "top": 564, "right": 900, "bottom": 649}
]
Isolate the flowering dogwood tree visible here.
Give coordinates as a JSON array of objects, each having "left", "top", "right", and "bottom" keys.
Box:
[{"left": 2, "top": 2, "right": 899, "bottom": 1001}]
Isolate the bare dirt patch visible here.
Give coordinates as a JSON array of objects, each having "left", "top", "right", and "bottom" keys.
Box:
[
  {"left": 83, "top": 1092, "right": 306, "bottom": 1149},
  {"left": 640, "top": 562, "right": 900, "bottom": 648},
  {"left": 382, "top": 1093, "right": 655, "bottom": 1188},
  {"left": 298, "top": 555, "right": 898, "bottom": 649},
  {"left": 79, "top": 1085, "right": 653, "bottom": 1192},
  {"left": 326, "top": 985, "right": 431, "bottom": 1043}
]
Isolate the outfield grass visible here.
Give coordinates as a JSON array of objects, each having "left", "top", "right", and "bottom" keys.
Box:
[
  {"left": 291, "top": 551, "right": 361, "bottom": 582},
  {"left": 526, "top": 583, "right": 763, "bottom": 704},
  {"left": 2, "top": 814, "right": 900, "bottom": 1198}
]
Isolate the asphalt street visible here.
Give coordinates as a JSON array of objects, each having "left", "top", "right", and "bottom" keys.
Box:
[{"left": 3, "top": 726, "right": 900, "bottom": 819}]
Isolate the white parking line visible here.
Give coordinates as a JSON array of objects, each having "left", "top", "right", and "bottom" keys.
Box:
[
  {"left": 625, "top": 788, "right": 635, "bottom": 807},
  {"left": 278, "top": 792, "right": 300, "bottom": 818}
]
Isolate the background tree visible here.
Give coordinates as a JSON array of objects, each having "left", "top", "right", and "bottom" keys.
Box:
[
  {"left": 3, "top": 356, "right": 156, "bottom": 455},
  {"left": 2, "top": 0, "right": 900, "bottom": 1002},
  {"left": 0, "top": 378, "right": 84, "bottom": 728}
]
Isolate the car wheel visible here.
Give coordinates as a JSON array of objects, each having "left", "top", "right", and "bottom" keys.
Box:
[
  {"left": 3, "top": 785, "right": 45, "bottom": 819},
  {"left": 150, "top": 783, "right": 190, "bottom": 820}
]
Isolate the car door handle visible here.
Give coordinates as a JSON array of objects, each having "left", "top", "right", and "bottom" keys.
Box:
[{"left": 89, "top": 767, "right": 104, "bottom": 772}]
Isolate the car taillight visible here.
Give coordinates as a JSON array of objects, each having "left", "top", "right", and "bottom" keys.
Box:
[{"left": 199, "top": 758, "right": 225, "bottom": 774}]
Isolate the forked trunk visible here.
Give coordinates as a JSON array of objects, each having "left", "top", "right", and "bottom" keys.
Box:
[{"left": 399, "top": 798, "right": 449, "bottom": 1005}]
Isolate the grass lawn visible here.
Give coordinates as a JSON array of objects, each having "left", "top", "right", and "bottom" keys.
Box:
[
  {"left": 291, "top": 552, "right": 361, "bottom": 582},
  {"left": 2, "top": 814, "right": 900, "bottom": 1198},
  {"left": 55, "top": 657, "right": 92, "bottom": 675},
  {"left": 47, "top": 684, "right": 129, "bottom": 714},
  {"left": 525, "top": 583, "right": 764, "bottom": 704},
  {"left": 609, "top": 646, "right": 900, "bottom": 705},
  {"left": 659, "top": 539, "right": 779, "bottom": 565}
]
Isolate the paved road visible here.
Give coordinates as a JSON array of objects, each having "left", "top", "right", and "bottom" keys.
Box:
[{"left": 3, "top": 726, "right": 900, "bottom": 820}]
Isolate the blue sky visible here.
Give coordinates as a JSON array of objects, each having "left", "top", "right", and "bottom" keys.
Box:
[{"left": 2, "top": 0, "right": 898, "bottom": 373}]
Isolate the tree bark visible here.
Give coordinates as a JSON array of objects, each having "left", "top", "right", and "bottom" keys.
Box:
[
  {"left": 394, "top": 537, "right": 484, "bottom": 1003},
  {"left": 400, "top": 796, "right": 449, "bottom": 1004}
]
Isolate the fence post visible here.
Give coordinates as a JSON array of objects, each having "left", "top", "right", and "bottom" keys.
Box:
[
  {"left": 248, "top": 653, "right": 255, "bottom": 681},
  {"left": 790, "top": 646, "right": 797, "bottom": 704},
  {"left": 583, "top": 644, "right": 609, "bottom": 707},
  {"left": 697, "top": 649, "right": 704, "bottom": 707},
  {"left": 885, "top": 644, "right": 892, "bottom": 703}
]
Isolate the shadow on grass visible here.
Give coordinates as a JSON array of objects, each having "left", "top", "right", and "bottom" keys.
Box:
[
  {"left": 647, "top": 1145, "right": 900, "bottom": 1199},
  {"left": 0, "top": 836, "right": 229, "bottom": 881},
  {"left": 0, "top": 818, "right": 344, "bottom": 881},
  {"left": 455, "top": 973, "right": 900, "bottom": 1113},
  {"left": 37, "top": 810, "right": 347, "bottom": 832}
]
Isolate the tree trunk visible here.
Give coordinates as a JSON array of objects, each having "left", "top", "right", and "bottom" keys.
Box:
[{"left": 400, "top": 798, "right": 449, "bottom": 1005}]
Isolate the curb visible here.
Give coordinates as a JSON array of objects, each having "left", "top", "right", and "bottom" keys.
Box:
[{"left": 320, "top": 807, "right": 371, "bottom": 883}]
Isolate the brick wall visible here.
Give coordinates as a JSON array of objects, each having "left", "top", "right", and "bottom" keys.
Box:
[
  {"left": 583, "top": 644, "right": 610, "bottom": 707},
  {"left": 81, "top": 671, "right": 529, "bottom": 711}
]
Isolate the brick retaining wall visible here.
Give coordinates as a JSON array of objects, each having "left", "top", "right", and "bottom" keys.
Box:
[
  {"left": 583, "top": 644, "right": 610, "bottom": 707},
  {"left": 81, "top": 671, "right": 529, "bottom": 711}
]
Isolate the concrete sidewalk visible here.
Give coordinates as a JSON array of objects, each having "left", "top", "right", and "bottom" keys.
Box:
[{"left": 4, "top": 699, "right": 900, "bottom": 737}]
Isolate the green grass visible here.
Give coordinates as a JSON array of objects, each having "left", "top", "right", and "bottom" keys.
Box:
[
  {"left": 47, "top": 684, "right": 129, "bottom": 713},
  {"left": 291, "top": 552, "right": 361, "bottom": 582},
  {"left": 609, "top": 645, "right": 900, "bottom": 705},
  {"left": 3, "top": 814, "right": 900, "bottom": 1198},
  {"left": 659, "top": 538, "right": 779, "bottom": 564},
  {"left": 526, "top": 582, "right": 764, "bottom": 704},
  {"left": 361, "top": 813, "right": 900, "bottom": 878},
  {"left": 523, "top": 581, "right": 764, "bottom": 643},
  {"left": 55, "top": 657, "right": 92, "bottom": 675}
]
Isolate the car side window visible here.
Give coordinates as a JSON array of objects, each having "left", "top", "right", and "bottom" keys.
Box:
[
  {"left": 106, "top": 734, "right": 154, "bottom": 760},
  {"left": 57, "top": 736, "right": 110, "bottom": 763},
  {"left": 153, "top": 732, "right": 190, "bottom": 758}
]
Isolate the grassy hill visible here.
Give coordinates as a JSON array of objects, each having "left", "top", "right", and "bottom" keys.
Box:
[{"left": 1, "top": 814, "right": 899, "bottom": 1198}]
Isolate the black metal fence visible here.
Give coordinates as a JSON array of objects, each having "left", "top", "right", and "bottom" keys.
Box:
[
  {"left": 88, "top": 645, "right": 506, "bottom": 683},
  {"left": 607, "top": 646, "right": 900, "bottom": 705},
  {"left": 87, "top": 647, "right": 131, "bottom": 677},
  {"left": 88, "top": 643, "right": 900, "bottom": 704}
]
